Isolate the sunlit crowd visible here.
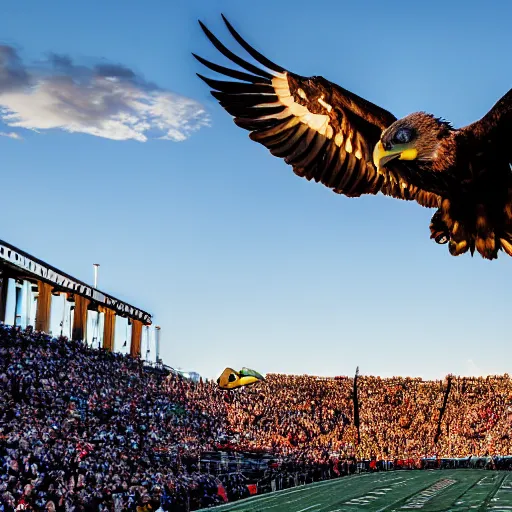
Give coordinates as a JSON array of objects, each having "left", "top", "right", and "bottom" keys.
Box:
[
  {"left": 221, "top": 373, "right": 512, "bottom": 462},
  {"left": 1, "top": 325, "right": 512, "bottom": 511}
]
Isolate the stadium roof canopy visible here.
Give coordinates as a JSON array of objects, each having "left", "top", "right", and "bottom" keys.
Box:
[{"left": 0, "top": 239, "right": 151, "bottom": 325}]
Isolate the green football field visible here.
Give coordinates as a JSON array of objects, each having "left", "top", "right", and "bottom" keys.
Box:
[{"left": 199, "top": 470, "right": 512, "bottom": 511}]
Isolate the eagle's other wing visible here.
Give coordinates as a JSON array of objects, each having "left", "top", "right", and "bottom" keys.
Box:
[
  {"left": 194, "top": 15, "right": 440, "bottom": 209},
  {"left": 462, "top": 88, "right": 512, "bottom": 166}
]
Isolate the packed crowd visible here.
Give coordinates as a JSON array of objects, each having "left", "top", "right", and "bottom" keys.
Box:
[
  {"left": 222, "top": 373, "right": 512, "bottom": 461},
  {"left": 0, "top": 326, "right": 227, "bottom": 511},
  {"left": 1, "top": 325, "right": 512, "bottom": 511}
]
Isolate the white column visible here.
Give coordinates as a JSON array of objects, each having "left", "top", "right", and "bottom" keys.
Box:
[
  {"left": 29, "top": 283, "right": 38, "bottom": 327},
  {"left": 87, "top": 311, "right": 98, "bottom": 347},
  {"left": 14, "top": 281, "right": 24, "bottom": 327},
  {"left": 4, "top": 278, "right": 16, "bottom": 326},
  {"left": 63, "top": 298, "right": 74, "bottom": 339},
  {"left": 98, "top": 311, "right": 105, "bottom": 349},
  {"left": 22, "top": 280, "right": 33, "bottom": 328}
]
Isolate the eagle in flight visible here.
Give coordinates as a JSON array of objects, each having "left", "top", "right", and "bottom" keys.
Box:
[{"left": 194, "top": 15, "right": 512, "bottom": 260}]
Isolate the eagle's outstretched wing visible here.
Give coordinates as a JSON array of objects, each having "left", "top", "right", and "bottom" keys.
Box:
[{"left": 194, "top": 15, "right": 440, "bottom": 209}]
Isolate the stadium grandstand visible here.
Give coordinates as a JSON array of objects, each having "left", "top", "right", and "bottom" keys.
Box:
[
  {"left": 4, "top": 240, "right": 512, "bottom": 510},
  {"left": 0, "top": 239, "right": 157, "bottom": 360}
]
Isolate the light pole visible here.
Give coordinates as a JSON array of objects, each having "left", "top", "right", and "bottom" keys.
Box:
[
  {"left": 155, "top": 326, "right": 161, "bottom": 364},
  {"left": 92, "top": 264, "right": 100, "bottom": 349},
  {"left": 93, "top": 264, "right": 100, "bottom": 289},
  {"left": 145, "top": 325, "right": 151, "bottom": 361}
]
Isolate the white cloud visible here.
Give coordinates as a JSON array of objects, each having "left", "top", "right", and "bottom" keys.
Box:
[
  {"left": 0, "top": 130, "right": 21, "bottom": 140},
  {"left": 0, "top": 46, "right": 210, "bottom": 142}
]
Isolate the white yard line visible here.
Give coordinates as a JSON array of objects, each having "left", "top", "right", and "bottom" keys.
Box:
[
  {"left": 198, "top": 473, "right": 377, "bottom": 511},
  {"left": 296, "top": 505, "right": 320, "bottom": 512}
]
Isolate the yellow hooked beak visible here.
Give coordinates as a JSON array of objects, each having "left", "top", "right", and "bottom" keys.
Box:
[
  {"left": 373, "top": 141, "right": 418, "bottom": 170},
  {"left": 237, "top": 375, "right": 263, "bottom": 387}
]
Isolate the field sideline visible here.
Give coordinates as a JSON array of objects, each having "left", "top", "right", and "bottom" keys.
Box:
[{"left": 199, "top": 470, "right": 512, "bottom": 511}]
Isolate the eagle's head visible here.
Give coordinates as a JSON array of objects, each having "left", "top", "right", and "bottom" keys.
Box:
[{"left": 373, "top": 112, "right": 453, "bottom": 171}]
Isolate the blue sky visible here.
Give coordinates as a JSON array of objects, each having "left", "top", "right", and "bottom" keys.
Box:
[{"left": 1, "top": 0, "right": 512, "bottom": 380}]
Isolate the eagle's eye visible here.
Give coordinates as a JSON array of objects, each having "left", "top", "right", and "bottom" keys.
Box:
[{"left": 393, "top": 128, "right": 413, "bottom": 144}]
